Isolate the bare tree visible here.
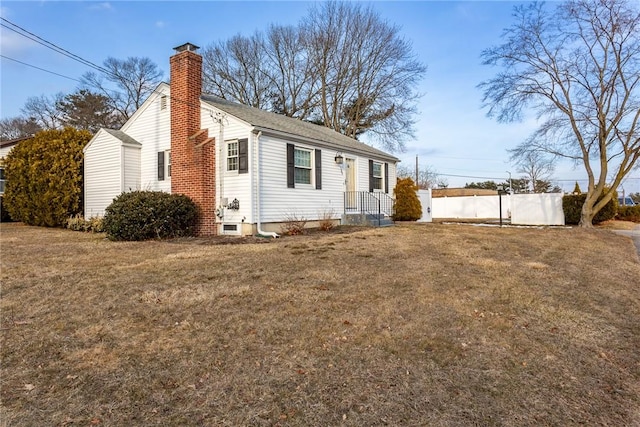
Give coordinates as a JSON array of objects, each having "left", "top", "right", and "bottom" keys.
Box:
[
  {"left": 200, "top": 1, "right": 426, "bottom": 153},
  {"left": 81, "top": 57, "right": 163, "bottom": 124},
  {"left": 264, "top": 24, "right": 317, "bottom": 119},
  {"left": 302, "top": 1, "right": 426, "bottom": 151},
  {"left": 202, "top": 34, "right": 272, "bottom": 109},
  {"left": 21, "top": 93, "right": 65, "bottom": 130},
  {"left": 509, "top": 149, "right": 556, "bottom": 192},
  {"left": 480, "top": 0, "right": 640, "bottom": 227},
  {"left": 396, "top": 164, "right": 447, "bottom": 189},
  {"left": 0, "top": 116, "right": 41, "bottom": 141}
]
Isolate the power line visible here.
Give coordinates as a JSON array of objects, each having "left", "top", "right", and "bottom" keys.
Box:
[
  {"left": 1, "top": 55, "right": 82, "bottom": 82},
  {"left": 0, "top": 18, "right": 113, "bottom": 77}
]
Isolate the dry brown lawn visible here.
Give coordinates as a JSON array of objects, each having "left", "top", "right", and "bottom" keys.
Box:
[{"left": 1, "top": 222, "right": 639, "bottom": 426}]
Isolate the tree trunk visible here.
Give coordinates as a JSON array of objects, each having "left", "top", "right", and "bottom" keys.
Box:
[{"left": 578, "top": 199, "right": 595, "bottom": 228}]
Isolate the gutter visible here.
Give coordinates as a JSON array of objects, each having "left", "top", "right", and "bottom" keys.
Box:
[{"left": 254, "top": 130, "right": 279, "bottom": 238}]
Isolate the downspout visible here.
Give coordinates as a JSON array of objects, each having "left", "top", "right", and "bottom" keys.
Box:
[{"left": 254, "top": 130, "right": 279, "bottom": 238}]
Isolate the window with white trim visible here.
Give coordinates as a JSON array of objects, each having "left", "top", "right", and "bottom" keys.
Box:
[
  {"left": 158, "top": 150, "right": 171, "bottom": 181},
  {"left": 227, "top": 141, "right": 239, "bottom": 171},
  {"left": 294, "top": 148, "right": 312, "bottom": 185},
  {"left": 372, "top": 161, "right": 383, "bottom": 190}
]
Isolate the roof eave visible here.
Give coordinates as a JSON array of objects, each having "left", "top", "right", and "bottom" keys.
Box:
[{"left": 251, "top": 126, "right": 399, "bottom": 162}]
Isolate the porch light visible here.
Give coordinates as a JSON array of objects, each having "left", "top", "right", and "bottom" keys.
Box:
[{"left": 335, "top": 153, "right": 344, "bottom": 164}]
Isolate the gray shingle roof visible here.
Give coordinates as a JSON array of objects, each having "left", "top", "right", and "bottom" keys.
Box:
[
  {"left": 200, "top": 95, "right": 398, "bottom": 162},
  {"left": 104, "top": 129, "right": 141, "bottom": 146}
]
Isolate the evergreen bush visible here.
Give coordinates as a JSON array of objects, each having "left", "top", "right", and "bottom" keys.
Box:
[
  {"left": 103, "top": 191, "right": 198, "bottom": 241},
  {"left": 393, "top": 177, "right": 422, "bottom": 221},
  {"left": 617, "top": 205, "right": 640, "bottom": 223},
  {"left": 3, "top": 128, "right": 91, "bottom": 227},
  {"left": 562, "top": 193, "right": 617, "bottom": 225}
]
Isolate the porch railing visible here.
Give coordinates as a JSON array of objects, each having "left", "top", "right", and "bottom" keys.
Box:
[{"left": 344, "top": 191, "right": 395, "bottom": 226}]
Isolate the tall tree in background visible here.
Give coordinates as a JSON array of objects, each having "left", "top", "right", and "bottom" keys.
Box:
[
  {"left": 201, "top": 1, "right": 426, "bottom": 152},
  {"left": 510, "top": 149, "right": 556, "bottom": 192},
  {"left": 396, "top": 164, "right": 448, "bottom": 189},
  {"left": 480, "top": 0, "right": 640, "bottom": 227},
  {"left": 81, "top": 56, "right": 163, "bottom": 124},
  {"left": 302, "top": 1, "right": 425, "bottom": 151},
  {"left": 21, "top": 93, "right": 65, "bottom": 130},
  {"left": 56, "top": 89, "right": 119, "bottom": 133},
  {"left": 202, "top": 33, "right": 272, "bottom": 109},
  {"left": 0, "top": 117, "right": 41, "bottom": 141}
]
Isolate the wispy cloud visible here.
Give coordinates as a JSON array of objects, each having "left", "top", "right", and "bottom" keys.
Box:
[
  {"left": 155, "top": 20, "right": 165, "bottom": 29},
  {"left": 89, "top": 2, "right": 113, "bottom": 12}
]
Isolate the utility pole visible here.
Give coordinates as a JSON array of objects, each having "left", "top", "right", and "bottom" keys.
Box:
[
  {"left": 506, "top": 171, "right": 512, "bottom": 194},
  {"left": 415, "top": 155, "right": 419, "bottom": 185}
]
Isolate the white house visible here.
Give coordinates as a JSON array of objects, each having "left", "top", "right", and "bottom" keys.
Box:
[{"left": 84, "top": 43, "right": 398, "bottom": 236}]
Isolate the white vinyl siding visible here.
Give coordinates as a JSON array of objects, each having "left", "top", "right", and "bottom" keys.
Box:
[
  {"left": 124, "top": 84, "right": 171, "bottom": 192},
  {"left": 123, "top": 145, "right": 141, "bottom": 192},
  {"left": 259, "top": 134, "right": 342, "bottom": 223},
  {"left": 203, "top": 109, "right": 253, "bottom": 226},
  {"left": 84, "top": 130, "right": 128, "bottom": 218}
]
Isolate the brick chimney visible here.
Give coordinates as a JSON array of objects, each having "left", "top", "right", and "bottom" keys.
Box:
[{"left": 170, "top": 42, "right": 216, "bottom": 236}]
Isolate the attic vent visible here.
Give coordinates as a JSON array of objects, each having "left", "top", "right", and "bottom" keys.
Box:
[{"left": 160, "top": 95, "right": 167, "bottom": 110}]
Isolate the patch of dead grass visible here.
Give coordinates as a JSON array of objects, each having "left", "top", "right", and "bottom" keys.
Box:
[{"left": 1, "top": 222, "right": 639, "bottom": 426}]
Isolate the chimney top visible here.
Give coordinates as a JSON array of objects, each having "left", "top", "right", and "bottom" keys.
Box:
[{"left": 173, "top": 42, "right": 200, "bottom": 53}]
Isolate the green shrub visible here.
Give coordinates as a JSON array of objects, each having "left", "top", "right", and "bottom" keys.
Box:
[
  {"left": 563, "top": 192, "right": 617, "bottom": 225},
  {"left": 3, "top": 128, "right": 91, "bottom": 227},
  {"left": 103, "top": 191, "right": 198, "bottom": 241},
  {"left": 393, "top": 177, "right": 422, "bottom": 221},
  {"left": 617, "top": 205, "right": 640, "bottom": 223}
]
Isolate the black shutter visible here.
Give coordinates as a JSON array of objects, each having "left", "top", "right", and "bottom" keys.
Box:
[
  {"left": 158, "top": 151, "right": 164, "bottom": 181},
  {"left": 287, "top": 143, "right": 295, "bottom": 188},
  {"left": 238, "top": 138, "right": 248, "bottom": 174},
  {"left": 384, "top": 162, "right": 389, "bottom": 193},
  {"left": 315, "top": 149, "right": 322, "bottom": 190},
  {"left": 369, "top": 159, "right": 374, "bottom": 192}
]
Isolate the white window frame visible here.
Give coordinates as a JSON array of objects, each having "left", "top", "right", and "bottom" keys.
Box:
[
  {"left": 294, "top": 147, "right": 313, "bottom": 187},
  {"left": 165, "top": 150, "right": 171, "bottom": 178},
  {"left": 372, "top": 161, "right": 383, "bottom": 191},
  {"left": 227, "top": 140, "right": 239, "bottom": 172}
]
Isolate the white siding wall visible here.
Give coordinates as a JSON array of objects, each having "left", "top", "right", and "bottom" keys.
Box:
[
  {"left": 122, "top": 145, "right": 141, "bottom": 192},
  {"left": 202, "top": 110, "right": 254, "bottom": 230},
  {"left": 84, "top": 131, "right": 123, "bottom": 218},
  {"left": 123, "top": 87, "right": 171, "bottom": 192},
  {"left": 259, "top": 135, "right": 351, "bottom": 223}
]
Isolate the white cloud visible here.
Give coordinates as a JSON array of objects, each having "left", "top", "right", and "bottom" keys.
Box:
[
  {"left": 155, "top": 20, "right": 165, "bottom": 29},
  {"left": 89, "top": 2, "right": 113, "bottom": 11},
  {"left": 0, "top": 28, "right": 39, "bottom": 55}
]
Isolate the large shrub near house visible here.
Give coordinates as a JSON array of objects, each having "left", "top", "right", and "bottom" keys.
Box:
[
  {"left": 102, "top": 191, "right": 198, "bottom": 241},
  {"left": 3, "top": 128, "right": 91, "bottom": 227},
  {"left": 563, "top": 193, "right": 616, "bottom": 225},
  {"left": 617, "top": 205, "right": 640, "bottom": 223},
  {"left": 393, "top": 177, "right": 422, "bottom": 221}
]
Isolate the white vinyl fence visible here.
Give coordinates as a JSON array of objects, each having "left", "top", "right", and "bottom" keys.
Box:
[{"left": 425, "top": 193, "right": 565, "bottom": 226}]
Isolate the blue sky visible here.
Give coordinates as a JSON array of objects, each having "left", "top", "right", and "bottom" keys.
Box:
[{"left": 1, "top": 0, "right": 638, "bottom": 193}]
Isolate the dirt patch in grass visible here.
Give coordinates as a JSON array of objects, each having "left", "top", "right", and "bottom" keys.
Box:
[
  {"left": 597, "top": 220, "right": 638, "bottom": 230},
  {"left": 1, "top": 222, "right": 639, "bottom": 426}
]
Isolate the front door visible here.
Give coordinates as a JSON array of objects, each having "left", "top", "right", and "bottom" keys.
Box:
[{"left": 345, "top": 158, "right": 356, "bottom": 209}]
